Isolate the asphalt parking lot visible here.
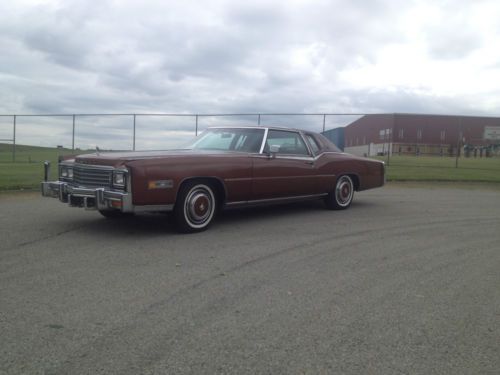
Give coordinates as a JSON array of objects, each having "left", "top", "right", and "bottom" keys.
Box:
[{"left": 1, "top": 185, "right": 499, "bottom": 375}]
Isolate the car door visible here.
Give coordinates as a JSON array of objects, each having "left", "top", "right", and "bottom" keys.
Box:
[{"left": 251, "top": 129, "right": 329, "bottom": 200}]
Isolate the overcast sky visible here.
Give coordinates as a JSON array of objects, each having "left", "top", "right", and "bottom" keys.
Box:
[{"left": 1, "top": 0, "right": 499, "bottom": 149}]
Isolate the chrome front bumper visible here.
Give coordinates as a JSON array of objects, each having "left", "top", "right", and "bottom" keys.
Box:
[{"left": 41, "top": 181, "right": 133, "bottom": 212}]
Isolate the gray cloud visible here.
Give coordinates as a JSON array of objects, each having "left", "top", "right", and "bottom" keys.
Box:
[{"left": 423, "top": 8, "right": 483, "bottom": 60}]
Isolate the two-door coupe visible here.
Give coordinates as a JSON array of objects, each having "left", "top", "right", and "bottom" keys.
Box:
[{"left": 41, "top": 126, "right": 385, "bottom": 232}]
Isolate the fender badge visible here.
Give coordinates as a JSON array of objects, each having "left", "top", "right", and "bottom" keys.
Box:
[{"left": 148, "top": 180, "right": 174, "bottom": 189}]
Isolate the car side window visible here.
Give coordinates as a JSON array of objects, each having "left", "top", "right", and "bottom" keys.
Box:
[
  {"left": 305, "top": 134, "right": 321, "bottom": 154},
  {"left": 192, "top": 128, "right": 264, "bottom": 152},
  {"left": 265, "top": 130, "right": 310, "bottom": 156},
  {"left": 195, "top": 131, "right": 236, "bottom": 150},
  {"left": 233, "top": 131, "right": 264, "bottom": 153}
]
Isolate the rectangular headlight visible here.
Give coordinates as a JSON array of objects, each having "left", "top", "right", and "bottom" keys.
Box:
[
  {"left": 113, "top": 170, "right": 127, "bottom": 188},
  {"left": 60, "top": 166, "right": 73, "bottom": 180}
]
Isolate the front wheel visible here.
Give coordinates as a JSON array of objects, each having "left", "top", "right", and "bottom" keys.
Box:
[
  {"left": 325, "top": 175, "right": 354, "bottom": 210},
  {"left": 174, "top": 182, "right": 217, "bottom": 233}
]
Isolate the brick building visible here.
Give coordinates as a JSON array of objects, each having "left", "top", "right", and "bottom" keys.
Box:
[{"left": 342, "top": 114, "right": 500, "bottom": 157}]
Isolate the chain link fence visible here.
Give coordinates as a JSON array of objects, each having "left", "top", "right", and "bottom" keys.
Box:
[
  {"left": 0, "top": 113, "right": 366, "bottom": 161},
  {"left": 0, "top": 113, "right": 499, "bottom": 174}
]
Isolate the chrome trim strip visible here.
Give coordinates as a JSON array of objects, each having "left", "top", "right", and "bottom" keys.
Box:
[
  {"left": 276, "top": 155, "right": 314, "bottom": 161},
  {"left": 252, "top": 175, "right": 334, "bottom": 181},
  {"left": 259, "top": 128, "right": 269, "bottom": 154},
  {"left": 299, "top": 131, "right": 314, "bottom": 157},
  {"left": 73, "top": 163, "right": 115, "bottom": 170},
  {"left": 208, "top": 125, "right": 304, "bottom": 132},
  {"left": 251, "top": 154, "right": 315, "bottom": 162},
  {"left": 226, "top": 193, "right": 328, "bottom": 207},
  {"left": 208, "top": 126, "right": 266, "bottom": 130},
  {"left": 258, "top": 151, "right": 343, "bottom": 160},
  {"left": 126, "top": 167, "right": 132, "bottom": 193},
  {"left": 58, "top": 182, "right": 67, "bottom": 202},
  {"left": 133, "top": 204, "right": 174, "bottom": 212}
]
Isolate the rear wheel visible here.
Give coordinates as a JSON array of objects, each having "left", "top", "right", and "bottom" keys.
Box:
[
  {"left": 325, "top": 175, "right": 354, "bottom": 210},
  {"left": 174, "top": 181, "right": 217, "bottom": 233}
]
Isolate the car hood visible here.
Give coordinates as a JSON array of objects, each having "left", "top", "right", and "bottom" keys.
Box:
[{"left": 74, "top": 149, "right": 241, "bottom": 166}]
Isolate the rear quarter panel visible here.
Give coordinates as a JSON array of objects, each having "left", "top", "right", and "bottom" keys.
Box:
[{"left": 319, "top": 152, "right": 384, "bottom": 191}]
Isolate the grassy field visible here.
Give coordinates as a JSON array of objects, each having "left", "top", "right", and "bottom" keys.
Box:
[
  {"left": 375, "top": 155, "right": 500, "bottom": 183},
  {"left": 0, "top": 144, "right": 77, "bottom": 190},
  {"left": 1, "top": 143, "right": 499, "bottom": 191}
]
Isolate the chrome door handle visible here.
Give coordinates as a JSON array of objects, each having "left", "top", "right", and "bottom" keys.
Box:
[{"left": 305, "top": 161, "right": 314, "bottom": 165}]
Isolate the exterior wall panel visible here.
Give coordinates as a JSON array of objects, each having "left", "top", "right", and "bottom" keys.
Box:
[
  {"left": 344, "top": 114, "right": 500, "bottom": 156},
  {"left": 321, "top": 127, "right": 345, "bottom": 150}
]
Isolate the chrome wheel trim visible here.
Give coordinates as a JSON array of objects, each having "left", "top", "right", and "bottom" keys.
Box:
[
  {"left": 335, "top": 176, "right": 353, "bottom": 207},
  {"left": 183, "top": 184, "right": 215, "bottom": 229}
]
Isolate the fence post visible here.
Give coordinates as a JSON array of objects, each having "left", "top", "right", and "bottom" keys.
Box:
[
  {"left": 258, "top": 114, "right": 261, "bottom": 126},
  {"left": 387, "top": 114, "right": 395, "bottom": 165},
  {"left": 195, "top": 115, "right": 198, "bottom": 136},
  {"left": 386, "top": 132, "right": 390, "bottom": 165},
  {"left": 12, "top": 115, "right": 16, "bottom": 162},
  {"left": 72, "top": 114, "right": 75, "bottom": 150},
  {"left": 322, "top": 114, "right": 326, "bottom": 132},
  {"left": 455, "top": 117, "right": 462, "bottom": 168},
  {"left": 133, "top": 114, "right": 136, "bottom": 151}
]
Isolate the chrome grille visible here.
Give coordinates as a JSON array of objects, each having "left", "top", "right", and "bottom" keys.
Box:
[{"left": 72, "top": 164, "right": 112, "bottom": 188}]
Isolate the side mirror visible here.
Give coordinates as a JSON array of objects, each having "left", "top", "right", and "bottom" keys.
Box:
[{"left": 269, "top": 144, "right": 280, "bottom": 158}]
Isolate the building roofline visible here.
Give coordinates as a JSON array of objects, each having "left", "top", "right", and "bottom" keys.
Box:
[{"left": 390, "top": 113, "right": 500, "bottom": 120}]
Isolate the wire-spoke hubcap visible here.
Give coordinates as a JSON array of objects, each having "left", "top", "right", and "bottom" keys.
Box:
[
  {"left": 335, "top": 176, "right": 353, "bottom": 207},
  {"left": 184, "top": 185, "right": 215, "bottom": 228}
]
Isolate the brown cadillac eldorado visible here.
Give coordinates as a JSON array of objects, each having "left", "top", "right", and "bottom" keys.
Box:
[{"left": 41, "top": 126, "right": 385, "bottom": 232}]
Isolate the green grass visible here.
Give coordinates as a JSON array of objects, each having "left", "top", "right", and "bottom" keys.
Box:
[
  {"left": 1, "top": 144, "right": 500, "bottom": 191},
  {"left": 374, "top": 155, "right": 500, "bottom": 183},
  {"left": 0, "top": 144, "right": 77, "bottom": 190}
]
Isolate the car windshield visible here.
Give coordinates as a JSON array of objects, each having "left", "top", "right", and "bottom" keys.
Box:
[{"left": 187, "top": 128, "right": 265, "bottom": 153}]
